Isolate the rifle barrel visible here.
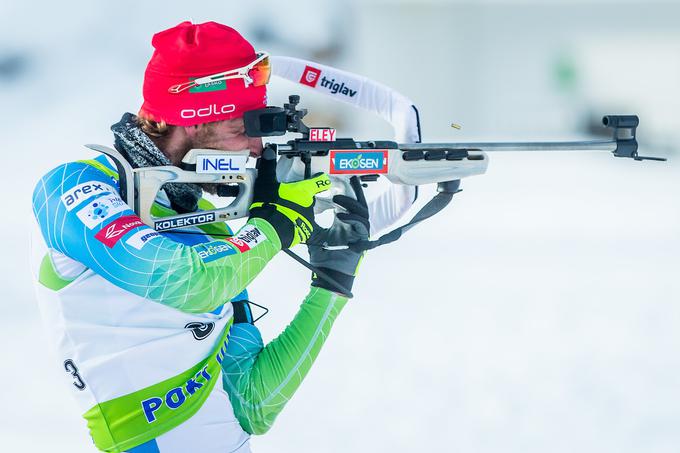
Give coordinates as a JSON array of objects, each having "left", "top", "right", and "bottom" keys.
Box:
[{"left": 399, "top": 140, "right": 617, "bottom": 153}]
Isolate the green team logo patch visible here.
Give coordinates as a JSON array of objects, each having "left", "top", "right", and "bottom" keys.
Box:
[{"left": 189, "top": 79, "right": 227, "bottom": 93}]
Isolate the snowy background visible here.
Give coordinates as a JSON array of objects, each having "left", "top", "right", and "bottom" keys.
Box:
[{"left": 1, "top": 0, "right": 678, "bottom": 452}]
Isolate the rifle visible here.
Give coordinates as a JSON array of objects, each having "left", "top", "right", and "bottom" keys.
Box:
[
  {"left": 87, "top": 55, "right": 664, "bottom": 247},
  {"left": 88, "top": 94, "right": 662, "bottom": 249}
]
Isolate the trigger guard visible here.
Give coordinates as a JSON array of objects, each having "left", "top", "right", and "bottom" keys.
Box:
[
  {"left": 314, "top": 197, "right": 346, "bottom": 214},
  {"left": 314, "top": 176, "right": 353, "bottom": 214}
]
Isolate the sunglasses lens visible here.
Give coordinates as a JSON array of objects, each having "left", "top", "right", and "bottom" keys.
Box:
[{"left": 248, "top": 56, "right": 271, "bottom": 87}]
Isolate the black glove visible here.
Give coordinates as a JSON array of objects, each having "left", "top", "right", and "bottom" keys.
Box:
[
  {"left": 307, "top": 176, "right": 370, "bottom": 296},
  {"left": 248, "top": 147, "right": 330, "bottom": 249}
]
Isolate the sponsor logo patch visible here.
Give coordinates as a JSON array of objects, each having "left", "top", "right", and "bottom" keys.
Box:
[
  {"left": 125, "top": 228, "right": 161, "bottom": 250},
  {"left": 308, "top": 128, "right": 336, "bottom": 142},
  {"left": 329, "top": 150, "right": 389, "bottom": 174},
  {"left": 94, "top": 215, "right": 144, "bottom": 248},
  {"left": 154, "top": 212, "right": 217, "bottom": 231},
  {"left": 139, "top": 329, "right": 230, "bottom": 425},
  {"left": 180, "top": 104, "right": 235, "bottom": 119},
  {"left": 319, "top": 76, "right": 357, "bottom": 98},
  {"left": 295, "top": 218, "right": 312, "bottom": 243},
  {"left": 300, "top": 65, "right": 322, "bottom": 87},
  {"left": 194, "top": 241, "right": 237, "bottom": 263},
  {"left": 141, "top": 364, "right": 215, "bottom": 423},
  {"left": 196, "top": 155, "right": 248, "bottom": 174},
  {"left": 185, "top": 322, "right": 215, "bottom": 340},
  {"left": 316, "top": 178, "right": 331, "bottom": 188},
  {"left": 226, "top": 224, "right": 267, "bottom": 252},
  {"left": 61, "top": 181, "right": 117, "bottom": 211},
  {"left": 76, "top": 195, "right": 128, "bottom": 229},
  {"left": 189, "top": 78, "right": 226, "bottom": 93}
]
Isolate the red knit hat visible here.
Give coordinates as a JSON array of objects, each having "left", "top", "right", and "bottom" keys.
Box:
[{"left": 139, "top": 21, "right": 267, "bottom": 126}]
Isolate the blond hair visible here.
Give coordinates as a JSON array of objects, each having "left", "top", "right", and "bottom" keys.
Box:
[{"left": 136, "top": 114, "right": 171, "bottom": 137}]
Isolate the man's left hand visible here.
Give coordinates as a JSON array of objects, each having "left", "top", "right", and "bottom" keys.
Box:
[{"left": 307, "top": 176, "right": 370, "bottom": 296}]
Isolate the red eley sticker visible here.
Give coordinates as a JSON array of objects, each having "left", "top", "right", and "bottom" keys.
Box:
[
  {"left": 300, "top": 66, "right": 322, "bottom": 87},
  {"left": 309, "top": 128, "right": 336, "bottom": 142},
  {"left": 95, "top": 215, "right": 144, "bottom": 248}
]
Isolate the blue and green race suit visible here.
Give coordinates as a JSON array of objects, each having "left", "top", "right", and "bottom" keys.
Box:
[{"left": 31, "top": 154, "right": 348, "bottom": 453}]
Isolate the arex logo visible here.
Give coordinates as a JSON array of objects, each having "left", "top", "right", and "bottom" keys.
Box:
[
  {"left": 300, "top": 65, "right": 322, "bottom": 87},
  {"left": 61, "top": 181, "right": 117, "bottom": 211},
  {"left": 329, "top": 150, "right": 389, "bottom": 175},
  {"left": 185, "top": 322, "right": 215, "bottom": 340},
  {"left": 94, "top": 215, "right": 144, "bottom": 248}
]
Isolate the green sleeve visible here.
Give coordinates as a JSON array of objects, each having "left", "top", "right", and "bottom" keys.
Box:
[
  {"left": 32, "top": 159, "right": 283, "bottom": 314},
  {"left": 221, "top": 286, "right": 348, "bottom": 434},
  {"left": 147, "top": 218, "right": 282, "bottom": 313}
]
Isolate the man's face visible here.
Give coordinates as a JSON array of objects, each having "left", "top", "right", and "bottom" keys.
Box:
[{"left": 189, "top": 117, "right": 263, "bottom": 158}]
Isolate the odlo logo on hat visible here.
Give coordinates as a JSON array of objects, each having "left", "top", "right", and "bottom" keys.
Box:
[{"left": 180, "top": 103, "right": 236, "bottom": 119}]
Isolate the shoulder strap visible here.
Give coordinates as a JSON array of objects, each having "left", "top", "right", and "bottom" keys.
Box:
[{"left": 353, "top": 181, "right": 461, "bottom": 251}]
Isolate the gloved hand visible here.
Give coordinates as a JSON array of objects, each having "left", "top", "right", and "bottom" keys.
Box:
[
  {"left": 308, "top": 176, "right": 370, "bottom": 296},
  {"left": 249, "top": 147, "right": 330, "bottom": 248}
]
